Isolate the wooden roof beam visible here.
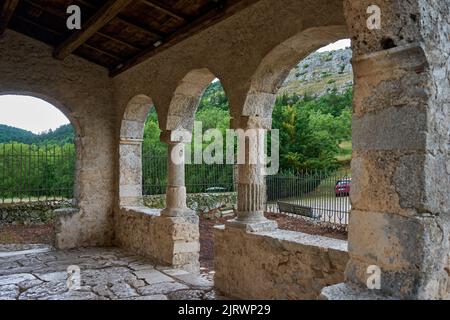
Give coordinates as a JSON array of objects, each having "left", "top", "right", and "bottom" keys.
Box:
[
  {"left": 110, "top": 0, "right": 263, "bottom": 77},
  {"left": 140, "top": 0, "right": 190, "bottom": 21},
  {"left": 54, "top": 0, "right": 134, "bottom": 59},
  {"left": 0, "top": 0, "right": 20, "bottom": 35}
]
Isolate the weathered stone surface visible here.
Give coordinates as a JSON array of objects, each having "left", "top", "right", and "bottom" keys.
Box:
[
  {"left": 342, "top": 0, "right": 450, "bottom": 300},
  {"left": 214, "top": 227, "right": 348, "bottom": 300},
  {"left": 320, "top": 283, "right": 398, "bottom": 300},
  {"left": 115, "top": 207, "right": 200, "bottom": 272},
  {"left": 0, "top": 30, "right": 115, "bottom": 248},
  {"left": 167, "top": 289, "right": 206, "bottom": 300},
  {"left": 0, "top": 284, "right": 20, "bottom": 300},
  {"left": 0, "top": 247, "right": 214, "bottom": 300},
  {"left": 0, "top": 273, "right": 36, "bottom": 286},
  {"left": 134, "top": 269, "right": 174, "bottom": 284},
  {"left": 138, "top": 282, "right": 189, "bottom": 296}
]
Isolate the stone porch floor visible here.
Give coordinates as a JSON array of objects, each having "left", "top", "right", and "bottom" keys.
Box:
[{"left": 0, "top": 246, "right": 220, "bottom": 300}]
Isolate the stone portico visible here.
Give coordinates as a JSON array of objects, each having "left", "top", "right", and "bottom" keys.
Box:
[{"left": 0, "top": 0, "right": 449, "bottom": 300}]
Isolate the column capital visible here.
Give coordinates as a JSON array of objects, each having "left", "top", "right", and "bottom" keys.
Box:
[
  {"left": 160, "top": 129, "right": 192, "bottom": 144},
  {"left": 231, "top": 116, "right": 272, "bottom": 130}
]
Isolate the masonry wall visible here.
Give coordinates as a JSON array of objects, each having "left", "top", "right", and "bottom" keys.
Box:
[
  {"left": 214, "top": 227, "right": 349, "bottom": 299},
  {"left": 114, "top": 207, "right": 200, "bottom": 273},
  {"left": 0, "top": 30, "right": 116, "bottom": 247}
]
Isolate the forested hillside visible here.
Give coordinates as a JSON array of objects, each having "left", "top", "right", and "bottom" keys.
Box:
[{"left": 0, "top": 124, "right": 74, "bottom": 145}]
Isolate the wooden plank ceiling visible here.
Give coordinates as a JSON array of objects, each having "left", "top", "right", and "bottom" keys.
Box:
[{"left": 0, "top": 0, "right": 260, "bottom": 77}]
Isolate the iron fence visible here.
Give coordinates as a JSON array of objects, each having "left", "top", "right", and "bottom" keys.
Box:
[
  {"left": 0, "top": 143, "right": 75, "bottom": 204},
  {"left": 142, "top": 155, "right": 350, "bottom": 229},
  {"left": 0, "top": 142, "right": 350, "bottom": 230},
  {"left": 266, "top": 169, "right": 351, "bottom": 229},
  {"left": 142, "top": 154, "right": 236, "bottom": 195}
]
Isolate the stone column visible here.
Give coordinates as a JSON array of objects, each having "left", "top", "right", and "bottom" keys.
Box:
[
  {"left": 226, "top": 117, "right": 277, "bottom": 232},
  {"left": 322, "top": 0, "right": 450, "bottom": 300},
  {"left": 160, "top": 131, "right": 194, "bottom": 218},
  {"left": 119, "top": 138, "right": 144, "bottom": 207}
]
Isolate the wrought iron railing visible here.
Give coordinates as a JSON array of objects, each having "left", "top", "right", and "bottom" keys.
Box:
[
  {"left": 0, "top": 142, "right": 350, "bottom": 230},
  {"left": 142, "top": 154, "right": 236, "bottom": 195},
  {"left": 0, "top": 143, "right": 75, "bottom": 204},
  {"left": 265, "top": 169, "right": 351, "bottom": 230}
]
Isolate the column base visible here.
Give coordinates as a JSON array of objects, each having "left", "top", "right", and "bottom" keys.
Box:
[
  {"left": 225, "top": 218, "right": 277, "bottom": 232},
  {"left": 161, "top": 207, "right": 198, "bottom": 222}
]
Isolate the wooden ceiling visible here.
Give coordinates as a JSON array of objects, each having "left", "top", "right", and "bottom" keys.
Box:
[{"left": 0, "top": 0, "right": 260, "bottom": 77}]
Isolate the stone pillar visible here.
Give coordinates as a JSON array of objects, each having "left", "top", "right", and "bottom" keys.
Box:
[
  {"left": 119, "top": 138, "right": 144, "bottom": 207},
  {"left": 322, "top": 0, "right": 450, "bottom": 300},
  {"left": 161, "top": 131, "right": 194, "bottom": 218},
  {"left": 226, "top": 117, "right": 277, "bottom": 232}
]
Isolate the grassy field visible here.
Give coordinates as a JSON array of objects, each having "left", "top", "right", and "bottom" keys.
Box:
[{"left": 336, "top": 140, "right": 352, "bottom": 164}]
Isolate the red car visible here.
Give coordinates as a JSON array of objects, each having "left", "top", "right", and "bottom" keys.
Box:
[{"left": 335, "top": 178, "right": 351, "bottom": 197}]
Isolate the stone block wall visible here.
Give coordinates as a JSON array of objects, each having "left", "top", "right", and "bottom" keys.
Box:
[
  {"left": 0, "top": 30, "right": 116, "bottom": 247},
  {"left": 143, "top": 192, "right": 237, "bottom": 212},
  {"left": 114, "top": 207, "right": 200, "bottom": 273},
  {"left": 214, "top": 226, "right": 349, "bottom": 299}
]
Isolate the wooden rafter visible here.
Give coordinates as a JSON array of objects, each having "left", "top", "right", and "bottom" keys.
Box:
[
  {"left": 0, "top": 0, "right": 19, "bottom": 35},
  {"left": 54, "top": 0, "right": 134, "bottom": 59},
  {"left": 141, "top": 0, "right": 190, "bottom": 21},
  {"left": 110, "top": 0, "right": 262, "bottom": 77},
  {"left": 75, "top": 0, "right": 163, "bottom": 37},
  {"left": 23, "top": 0, "right": 142, "bottom": 53}
]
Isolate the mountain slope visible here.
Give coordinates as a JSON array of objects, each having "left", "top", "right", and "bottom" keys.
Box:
[
  {"left": 280, "top": 48, "right": 353, "bottom": 97},
  {"left": 0, "top": 124, "right": 74, "bottom": 144},
  {"left": 0, "top": 125, "right": 36, "bottom": 144}
]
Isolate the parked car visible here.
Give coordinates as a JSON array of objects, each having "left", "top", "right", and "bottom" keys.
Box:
[{"left": 335, "top": 178, "right": 351, "bottom": 197}]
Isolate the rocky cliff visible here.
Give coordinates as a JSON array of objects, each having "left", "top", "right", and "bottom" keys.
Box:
[{"left": 280, "top": 48, "right": 353, "bottom": 97}]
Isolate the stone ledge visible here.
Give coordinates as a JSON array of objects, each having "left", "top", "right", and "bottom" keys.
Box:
[
  {"left": 215, "top": 225, "right": 348, "bottom": 252},
  {"left": 120, "top": 206, "right": 161, "bottom": 217},
  {"left": 320, "top": 283, "right": 399, "bottom": 300},
  {"left": 214, "top": 226, "right": 349, "bottom": 299},
  {"left": 256, "top": 229, "right": 348, "bottom": 252},
  {"left": 115, "top": 206, "right": 200, "bottom": 273}
]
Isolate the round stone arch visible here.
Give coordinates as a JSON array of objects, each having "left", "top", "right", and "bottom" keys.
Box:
[
  {"left": 119, "top": 94, "right": 156, "bottom": 206},
  {"left": 238, "top": 25, "right": 349, "bottom": 126},
  {"left": 165, "top": 68, "right": 220, "bottom": 132},
  {"left": 0, "top": 91, "right": 83, "bottom": 205}
]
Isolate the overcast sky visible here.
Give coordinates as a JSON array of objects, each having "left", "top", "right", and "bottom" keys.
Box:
[
  {"left": 0, "top": 95, "right": 70, "bottom": 134},
  {"left": 0, "top": 39, "right": 351, "bottom": 134},
  {"left": 317, "top": 39, "right": 350, "bottom": 52}
]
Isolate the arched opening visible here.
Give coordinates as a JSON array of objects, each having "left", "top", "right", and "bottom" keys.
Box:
[
  {"left": 188, "top": 77, "right": 234, "bottom": 275},
  {"left": 243, "top": 27, "right": 353, "bottom": 238},
  {"left": 119, "top": 94, "right": 155, "bottom": 207},
  {"left": 0, "top": 94, "right": 79, "bottom": 249},
  {"left": 141, "top": 69, "right": 235, "bottom": 274}
]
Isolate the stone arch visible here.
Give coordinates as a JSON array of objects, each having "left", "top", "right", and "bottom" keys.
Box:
[
  {"left": 240, "top": 25, "right": 349, "bottom": 121},
  {"left": 0, "top": 91, "right": 82, "bottom": 204},
  {"left": 165, "top": 68, "right": 218, "bottom": 132},
  {"left": 119, "top": 94, "right": 155, "bottom": 206},
  {"left": 120, "top": 94, "right": 155, "bottom": 140}
]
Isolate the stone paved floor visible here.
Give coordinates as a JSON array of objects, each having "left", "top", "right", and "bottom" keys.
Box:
[{"left": 0, "top": 246, "right": 220, "bottom": 300}]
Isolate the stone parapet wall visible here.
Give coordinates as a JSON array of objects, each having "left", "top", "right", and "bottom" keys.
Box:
[
  {"left": 114, "top": 207, "right": 200, "bottom": 273},
  {"left": 143, "top": 193, "right": 237, "bottom": 213},
  {"left": 214, "top": 226, "right": 348, "bottom": 299}
]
